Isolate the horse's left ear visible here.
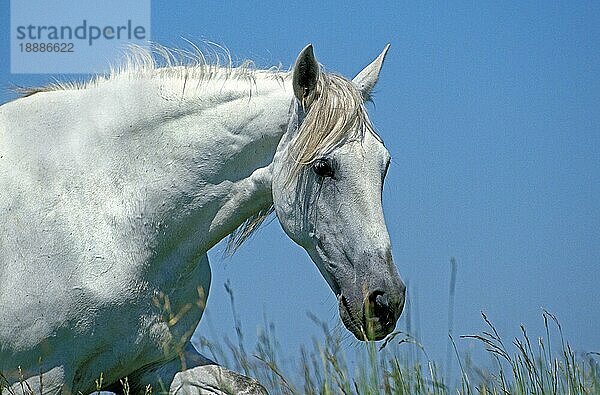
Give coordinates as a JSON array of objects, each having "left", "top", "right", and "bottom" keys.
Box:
[{"left": 352, "top": 44, "right": 390, "bottom": 101}]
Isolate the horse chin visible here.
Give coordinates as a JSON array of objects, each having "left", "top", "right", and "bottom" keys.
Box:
[
  {"left": 337, "top": 296, "right": 372, "bottom": 341},
  {"left": 339, "top": 309, "right": 363, "bottom": 340}
]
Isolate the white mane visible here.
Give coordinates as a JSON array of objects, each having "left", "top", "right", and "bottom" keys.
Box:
[{"left": 16, "top": 42, "right": 286, "bottom": 97}]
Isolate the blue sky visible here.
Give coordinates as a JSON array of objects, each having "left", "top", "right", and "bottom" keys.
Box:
[{"left": 1, "top": 0, "right": 599, "bottom": 377}]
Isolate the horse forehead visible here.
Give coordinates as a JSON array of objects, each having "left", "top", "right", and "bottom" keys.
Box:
[{"left": 342, "top": 132, "right": 389, "bottom": 164}]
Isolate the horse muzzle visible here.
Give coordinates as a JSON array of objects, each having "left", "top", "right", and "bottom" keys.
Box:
[{"left": 338, "top": 280, "right": 406, "bottom": 341}]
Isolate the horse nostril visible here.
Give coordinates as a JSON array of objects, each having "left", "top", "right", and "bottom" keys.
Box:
[
  {"left": 375, "top": 293, "right": 389, "bottom": 310},
  {"left": 366, "top": 290, "right": 390, "bottom": 322}
]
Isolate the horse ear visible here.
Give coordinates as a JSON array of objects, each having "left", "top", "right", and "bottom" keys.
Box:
[
  {"left": 293, "top": 44, "right": 320, "bottom": 105},
  {"left": 352, "top": 44, "right": 390, "bottom": 101}
]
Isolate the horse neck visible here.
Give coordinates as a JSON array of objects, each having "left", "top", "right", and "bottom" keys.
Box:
[{"left": 100, "top": 71, "right": 293, "bottom": 266}]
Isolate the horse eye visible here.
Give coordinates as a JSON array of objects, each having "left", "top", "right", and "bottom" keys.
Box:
[{"left": 312, "top": 158, "right": 334, "bottom": 178}]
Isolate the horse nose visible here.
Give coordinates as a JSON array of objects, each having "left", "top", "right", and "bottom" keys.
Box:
[
  {"left": 369, "top": 291, "right": 392, "bottom": 323},
  {"left": 365, "top": 290, "right": 394, "bottom": 326},
  {"left": 365, "top": 285, "right": 406, "bottom": 330}
]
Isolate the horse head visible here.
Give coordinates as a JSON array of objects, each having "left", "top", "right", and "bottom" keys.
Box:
[{"left": 272, "top": 45, "right": 406, "bottom": 341}]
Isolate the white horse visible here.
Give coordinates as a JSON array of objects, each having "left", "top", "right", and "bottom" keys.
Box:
[{"left": 0, "top": 44, "right": 405, "bottom": 394}]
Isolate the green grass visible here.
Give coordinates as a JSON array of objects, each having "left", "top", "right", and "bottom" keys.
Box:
[{"left": 195, "top": 307, "right": 599, "bottom": 394}]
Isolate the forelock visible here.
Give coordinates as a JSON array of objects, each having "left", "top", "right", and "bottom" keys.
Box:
[{"left": 286, "top": 72, "right": 377, "bottom": 183}]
